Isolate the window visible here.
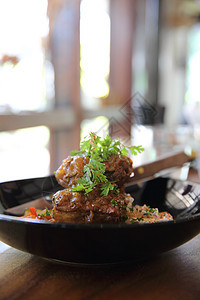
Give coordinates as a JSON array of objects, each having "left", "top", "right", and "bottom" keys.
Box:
[
  {"left": 0, "top": 127, "right": 50, "bottom": 181},
  {"left": 0, "top": 0, "right": 136, "bottom": 182},
  {"left": 80, "top": 0, "right": 110, "bottom": 104},
  {"left": 0, "top": 0, "right": 51, "bottom": 181},
  {"left": 0, "top": 0, "right": 49, "bottom": 112}
]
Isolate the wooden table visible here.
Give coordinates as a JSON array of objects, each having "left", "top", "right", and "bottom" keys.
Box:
[{"left": 0, "top": 233, "right": 200, "bottom": 300}]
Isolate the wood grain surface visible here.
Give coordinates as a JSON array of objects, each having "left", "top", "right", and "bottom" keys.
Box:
[{"left": 0, "top": 234, "right": 200, "bottom": 300}]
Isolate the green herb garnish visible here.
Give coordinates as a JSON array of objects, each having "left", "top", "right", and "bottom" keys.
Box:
[
  {"left": 71, "top": 132, "right": 144, "bottom": 196},
  {"left": 122, "top": 214, "right": 128, "bottom": 222},
  {"left": 121, "top": 205, "right": 127, "bottom": 211},
  {"left": 144, "top": 207, "right": 156, "bottom": 216},
  {"left": 37, "top": 207, "right": 51, "bottom": 217},
  {"left": 130, "top": 217, "right": 144, "bottom": 223},
  {"left": 46, "top": 208, "right": 51, "bottom": 216},
  {"left": 111, "top": 199, "right": 117, "bottom": 207}
]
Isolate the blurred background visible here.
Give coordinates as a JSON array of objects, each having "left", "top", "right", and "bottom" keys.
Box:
[{"left": 1, "top": 0, "right": 200, "bottom": 181}]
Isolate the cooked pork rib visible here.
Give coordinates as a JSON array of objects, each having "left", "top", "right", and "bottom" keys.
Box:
[
  {"left": 53, "top": 147, "right": 135, "bottom": 223},
  {"left": 55, "top": 154, "right": 133, "bottom": 189},
  {"left": 55, "top": 155, "right": 90, "bottom": 188},
  {"left": 52, "top": 187, "right": 134, "bottom": 223},
  {"left": 104, "top": 154, "right": 133, "bottom": 185}
]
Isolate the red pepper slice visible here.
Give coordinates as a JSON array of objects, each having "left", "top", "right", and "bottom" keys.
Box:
[{"left": 29, "top": 207, "right": 37, "bottom": 217}]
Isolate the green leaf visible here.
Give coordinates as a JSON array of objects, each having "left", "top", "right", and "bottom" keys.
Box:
[
  {"left": 100, "top": 182, "right": 118, "bottom": 196},
  {"left": 111, "top": 199, "right": 117, "bottom": 207},
  {"left": 121, "top": 146, "right": 128, "bottom": 156},
  {"left": 129, "top": 145, "right": 144, "bottom": 155},
  {"left": 70, "top": 150, "right": 81, "bottom": 156},
  {"left": 70, "top": 132, "right": 144, "bottom": 195},
  {"left": 122, "top": 214, "right": 128, "bottom": 222},
  {"left": 71, "top": 184, "right": 86, "bottom": 192},
  {"left": 46, "top": 208, "right": 51, "bottom": 216}
]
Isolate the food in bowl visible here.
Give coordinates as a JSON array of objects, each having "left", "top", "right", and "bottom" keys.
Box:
[{"left": 23, "top": 132, "right": 173, "bottom": 224}]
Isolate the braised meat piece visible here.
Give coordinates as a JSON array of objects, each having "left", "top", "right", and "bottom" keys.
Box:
[
  {"left": 52, "top": 187, "right": 134, "bottom": 224},
  {"left": 104, "top": 154, "right": 133, "bottom": 185},
  {"left": 55, "top": 154, "right": 133, "bottom": 189},
  {"left": 52, "top": 132, "right": 145, "bottom": 224},
  {"left": 22, "top": 133, "right": 153, "bottom": 224},
  {"left": 55, "top": 155, "right": 89, "bottom": 188}
]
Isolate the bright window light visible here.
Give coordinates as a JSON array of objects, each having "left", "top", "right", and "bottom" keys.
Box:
[
  {"left": 185, "top": 24, "right": 200, "bottom": 104},
  {"left": 80, "top": 0, "right": 110, "bottom": 99},
  {"left": 0, "top": 126, "right": 50, "bottom": 182},
  {"left": 81, "top": 116, "right": 109, "bottom": 140},
  {"left": 0, "top": 0, "right": 49, "bottom": 112}
]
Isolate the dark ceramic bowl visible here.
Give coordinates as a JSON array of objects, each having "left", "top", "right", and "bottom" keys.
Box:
[{"left": 0, "top": 175, "right": 200, "bottom": 265}]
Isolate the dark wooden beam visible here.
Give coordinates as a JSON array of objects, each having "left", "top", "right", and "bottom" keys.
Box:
[
  {"left": 48, "top": 0, "right": 81, "bottom": 170},
  {"left": 108, "top": 0, "right": 136, "bottom": 140}
]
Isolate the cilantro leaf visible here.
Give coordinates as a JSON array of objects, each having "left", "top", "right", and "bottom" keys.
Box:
[
  {"left": 70, "top": 150, "right": 82, "bottom": 156},
  {"left": 121, "top": 146, "right": 128, "bottom": 156},
  {"left": 100, "top": 182, "right": 119, "bottom": 196},
  {"left": 129, "top": 145, "right": 144, "bottom": 155},
  {"left": 111, "top": 199, "right": 117, "bottom": 207},
  {"left": 70, "top": 132, "right": 144, "bottom": 195}
]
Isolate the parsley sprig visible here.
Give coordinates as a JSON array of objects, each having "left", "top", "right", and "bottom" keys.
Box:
[{"left": 71, "top": 132, "right": 144, "bottom": 196}]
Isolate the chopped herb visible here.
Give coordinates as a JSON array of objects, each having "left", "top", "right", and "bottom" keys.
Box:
[
  {"left": 122, "top": 214, "right": 128, "bottom": 222},
  {"left": 130, "top": 217, "right": 144, "bottom": 223},
  {"left": 121, "top": 205, "right": 127, "bottom": 211},
  {"left": 137, "top": 217, "right": 144, "bottom": 222},
  {"left": 111, "top": 199, "right": 117, "bottom": 207},
  {"left": 38, "top": 213, "right": 44, "bottom": 217},
  {"left": 130, "top": 218, "right": 137, "bottom": 223},
  {"left": 46, "top": 208, "right": 51, "bottom": 216},
  {"left": 129, "top": 207, "right": 133, "bottom": 212}
]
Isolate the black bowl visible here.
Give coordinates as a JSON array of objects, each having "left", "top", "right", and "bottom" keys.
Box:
[{"left": 0, "top": 175, "right": 200, "bottom": 265}]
